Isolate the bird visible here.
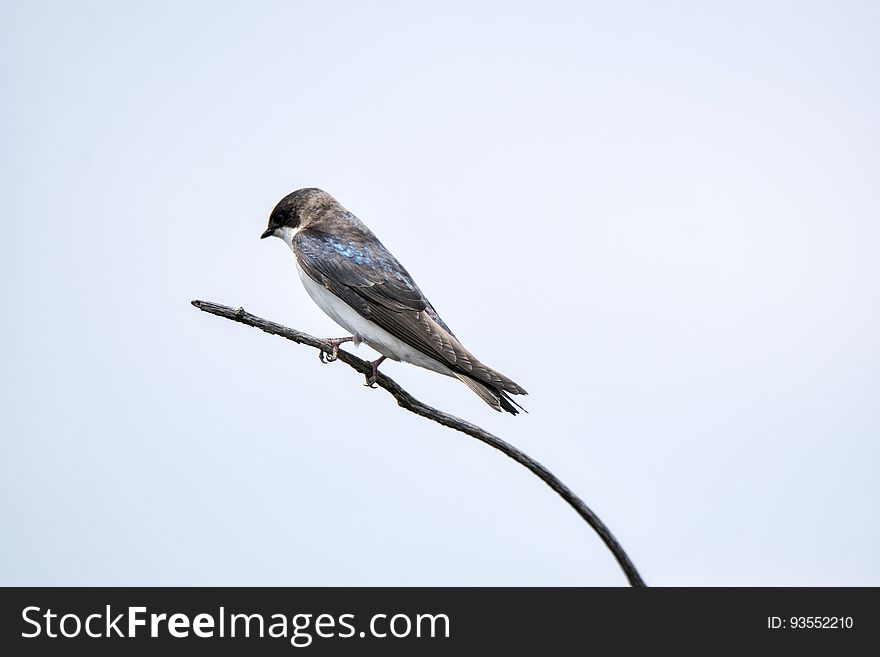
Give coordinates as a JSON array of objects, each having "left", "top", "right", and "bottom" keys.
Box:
[{"left": 260, "top": 188, "right": 528, "bottom": 414}]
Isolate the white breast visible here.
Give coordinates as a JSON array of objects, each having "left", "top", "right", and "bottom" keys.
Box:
[{"left": 292, "top": 257, "right": 454, "bottom": 378}]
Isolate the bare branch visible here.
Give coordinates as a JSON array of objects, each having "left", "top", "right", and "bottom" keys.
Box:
[{"left": 191, "top": 299, "right": 646, "bottom": 587}]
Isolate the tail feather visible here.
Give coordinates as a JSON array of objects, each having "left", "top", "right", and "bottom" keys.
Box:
[{"left": 454, "top": 373, "right": 528, "bottom": 415}]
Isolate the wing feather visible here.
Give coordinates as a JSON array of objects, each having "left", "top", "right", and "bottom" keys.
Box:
[{"left": 293, "top": 228, "right": 526, "bottom": 395}]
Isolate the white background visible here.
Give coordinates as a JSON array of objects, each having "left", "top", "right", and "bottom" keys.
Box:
[{"left": 2, "top": 1, "right": 878, "bottom": 585}]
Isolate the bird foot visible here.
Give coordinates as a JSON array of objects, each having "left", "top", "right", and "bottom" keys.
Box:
[
  {"left": 364, "top": 356, "right": 386, "bottom": 388},
  {"left": 319, "top": 336, "right": 355, "bottom": 363}
]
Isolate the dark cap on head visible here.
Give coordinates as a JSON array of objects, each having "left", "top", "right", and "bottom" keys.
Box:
[{"left": 261, "top": 188, "right": 340, "bottom": 239}]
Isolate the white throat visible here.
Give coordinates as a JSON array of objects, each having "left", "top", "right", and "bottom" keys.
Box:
[{"left": 275, "top": 225, "right": 300, "bottom": 250}]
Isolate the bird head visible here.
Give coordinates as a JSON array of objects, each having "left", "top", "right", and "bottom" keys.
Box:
[{"left": 261, "top": 188, "right": 340, "bottom": 243}]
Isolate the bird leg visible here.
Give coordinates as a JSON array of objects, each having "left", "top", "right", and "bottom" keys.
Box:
[
  {"left": 319, "top": 336, "right": 355, "bottom": 363},
  {"left": 364, "top": 356, "right": 386, "bottom": 388}
]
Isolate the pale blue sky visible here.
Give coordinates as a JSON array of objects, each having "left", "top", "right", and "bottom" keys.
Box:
[{"left": 2, "top": 1, "right": 878, "bottom": 585}]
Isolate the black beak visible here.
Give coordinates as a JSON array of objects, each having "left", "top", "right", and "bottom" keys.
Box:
[{"left": 260, "top": 227, "right": 275, "bottom": 239}]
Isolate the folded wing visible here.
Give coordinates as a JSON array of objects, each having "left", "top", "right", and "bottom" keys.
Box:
[{"left": 293, "top": 227, "right": 527, "bottom": 404}]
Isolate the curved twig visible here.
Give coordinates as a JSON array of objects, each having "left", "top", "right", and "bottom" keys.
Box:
[{"left": 191, "top": 299, "right": 646, "bottom": 587}]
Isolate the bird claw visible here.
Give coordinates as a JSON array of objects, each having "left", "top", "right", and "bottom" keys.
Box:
[
  {"left": 363, "top": 356, "right": 386, "bottom": 388},
  {"left": 319, "top": 337, "right": 354, "bottom": 364}
]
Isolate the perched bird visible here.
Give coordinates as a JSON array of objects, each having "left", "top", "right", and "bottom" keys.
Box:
[{"left": 261, "top": 188, "right": 527, "bottom": 414}]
